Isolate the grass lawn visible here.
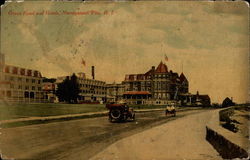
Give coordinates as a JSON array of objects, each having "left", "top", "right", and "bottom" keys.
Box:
[
  {"left": 0, "top": 103, "right": 106, "bottom": 120},
  {"left": 0, "top": 103, "right": 167, "bottom": 121}
]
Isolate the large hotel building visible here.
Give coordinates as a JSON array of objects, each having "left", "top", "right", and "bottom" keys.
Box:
[
  {"left": 122, "top": 61, "right": 189, "bottom": 105},
  {"left": 0, "top": 53, "right": 107, "bottom": 104},
  {"left": 56, "top": 70, "right": 107, "bottom": 103},
  {"left": 0, "top": 54, "right": 44, "bottom": 103}
]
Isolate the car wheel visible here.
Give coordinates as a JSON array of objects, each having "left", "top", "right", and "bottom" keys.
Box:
[{"left": 110, "top": 109, "right": 121, "bottom": 120}]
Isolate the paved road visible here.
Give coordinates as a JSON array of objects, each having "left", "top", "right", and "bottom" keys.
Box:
[
  {"left": 91, "top": 110, "right": 222, "bottom": 160},
  {"left": 0, "top": 108, "right": 208, "bottom": 160}
]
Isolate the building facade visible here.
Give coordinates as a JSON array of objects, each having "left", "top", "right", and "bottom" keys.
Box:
[
  {"left": 106, "top": 83, "right": 125, "bottom": 103},
  {"left": 56, "top": 72, "right": 107, "bottom": 103},
  {"left": 0, "top": 54, "right": 44, "bottom": 103},
  {"left": 178, "top": 91, "right": 211, "bottom": 107},
  {"left": 122, "top": 62, "right": 189, "bottom": 105},
  {"left": 42, "top": 78, "right": 58, "bottom": 103}
]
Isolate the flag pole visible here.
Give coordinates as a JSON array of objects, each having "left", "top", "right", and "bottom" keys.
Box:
[{"left": 181, "top": 60, "right": 183, "bottom": 73}]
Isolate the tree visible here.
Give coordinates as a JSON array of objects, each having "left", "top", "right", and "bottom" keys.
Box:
[
  {"left": 56, "top": 73, "right": 80, "bottom": 103},
  {"left": 222, "top": 97, "right": 235, "bottom": 108}
]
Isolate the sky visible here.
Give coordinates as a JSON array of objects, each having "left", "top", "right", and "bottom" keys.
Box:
[{"left": 1, "top": 1, "right": 249, "bottom": 103}]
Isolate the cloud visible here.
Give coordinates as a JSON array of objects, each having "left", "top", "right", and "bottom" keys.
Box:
[
  {"left": 202, "top": 1, "right": 248, "bottom": 15},
  {"left": 150, "top": 13, "right": 248, "bottom": 50},
  {"left": 227, "top": 23, "right": 249, "bottom": 35},
  {"left": 151, "top": 3, "right": 191, "bottom": 15}
]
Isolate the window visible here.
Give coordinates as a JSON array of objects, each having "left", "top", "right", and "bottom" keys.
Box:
[
  {"left": 158, "top": 94, "right": 161, "bottom": 99},
  {"left": 10, "top": 76, "right": 14, "bottom": 81},
  {"left": 27, "top": 70, "right": 32, "bottom": 76},
  {"left": 18, "top": 85, "right": 22, "bottom": 89},
  {"left": 18, "top": 77, "right": 22, "bottom": 81},
  {"left": 162, "top": 93, "right": 166, "bottom": 98},
  {"left": 5, "top": 67, "right": 10, "bottom": 73},
  {"left": 38, "top": 80, "right": 41, "bottom": 84},
  {"left": 32, "top": 79, "right": 36, "bottom": 83},
  {"left": 33, "top": 71, "right": 38, "bottom": 77},
  {"left": 12, "top": 67, "right": 18, "bottom": 74},
  {"left": 6, "top": 91, "right": 11, "bottom": 97},
  {"left": 32, "top": 86, "right": 35, "bottom": 90},
  {"left": 38, "top": 87, "right": 41, "bottom": 91},
  {"left": 25, "top": 86, "right": 29, "bottom": 90},
  {"left": 20, "top": 69, "right": 25, "bottom": 75},
  {"left": 30, "top": 92, "right": 34, "bottom": 99},
  {"left": 24, "top": 91, "right": 29, "bottom": 98},
  {"left": 26, "top": 79, "right": 29, "bottom": 83},
  {"left": 157, "top": 82, "right": 160, "bottom": 90}
]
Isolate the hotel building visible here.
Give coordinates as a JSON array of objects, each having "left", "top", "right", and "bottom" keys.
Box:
[
  {"left": 0, "top": 54, "right": 44, "bottom": 103},
  {"left": 122, "top": 61, "right": 189, "bottom": 105},
  {"left": 56, "top": 70, "right": 107, "bottom": 103}
]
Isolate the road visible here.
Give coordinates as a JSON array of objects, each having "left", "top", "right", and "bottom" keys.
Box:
[{"left": 0, "top": 108, "right": 208, "bottom": 160}]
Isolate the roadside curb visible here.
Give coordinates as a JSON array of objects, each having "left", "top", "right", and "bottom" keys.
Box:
[{"left": 0, "top": 112, "right": 107, "bottom": 128}]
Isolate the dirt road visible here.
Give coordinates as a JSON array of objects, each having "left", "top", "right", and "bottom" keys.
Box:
[{"left": 0, "top": 108, "right": 209, "bottom": 160}]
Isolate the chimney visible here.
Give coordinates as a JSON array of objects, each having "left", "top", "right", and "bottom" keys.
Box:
[
  {"left": 151, "top": 66, "right": 155, "bottom": 79},
  {"left": 91, "top": 66, "right": 95, "bottom": 80},
  {"left": 152, "top": 66, "right": 155, "bottom": 72},
  {"left": 196, "top": 91, "right": 199, "bottom": 96}
]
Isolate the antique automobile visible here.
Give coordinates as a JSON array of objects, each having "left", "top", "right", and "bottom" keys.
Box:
[
  {"left": 165, "top": 103, "right": 176, "bottom": 117},
  {"left": 106, "top": 103, "right": 135, "bottom": 122}
]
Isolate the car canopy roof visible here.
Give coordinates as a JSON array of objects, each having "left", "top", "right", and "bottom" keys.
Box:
[{"left": 106, "top": 104, "right": 126, "bottom": 110}]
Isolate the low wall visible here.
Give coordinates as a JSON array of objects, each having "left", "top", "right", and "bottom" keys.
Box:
[
  {"left": 206, "top": 126, "right": 248, "bottom": 159},
  {"left": 205, "top": 107, "right": 249, "bottom": 159}
]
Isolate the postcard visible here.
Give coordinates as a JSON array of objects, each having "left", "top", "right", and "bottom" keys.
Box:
[{"left": 0, "top": 1, "right": 249, "bottom": 160}]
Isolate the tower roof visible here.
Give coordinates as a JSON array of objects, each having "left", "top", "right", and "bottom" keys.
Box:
[
  {"left": 179, "top": 72, "right": 187, "bottom": 82},
  {"left": 155, "top": 61, "right": 168, "bottom": 73}
]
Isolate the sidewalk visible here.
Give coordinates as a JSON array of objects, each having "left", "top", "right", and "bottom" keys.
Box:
[{"left": 90, "top": 110, "right": 222, "bottom": 160}]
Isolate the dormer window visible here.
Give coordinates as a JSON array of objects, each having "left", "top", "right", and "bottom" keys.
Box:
[{"left": 5, "top": 66, "right": 9, "bottom": 73}]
